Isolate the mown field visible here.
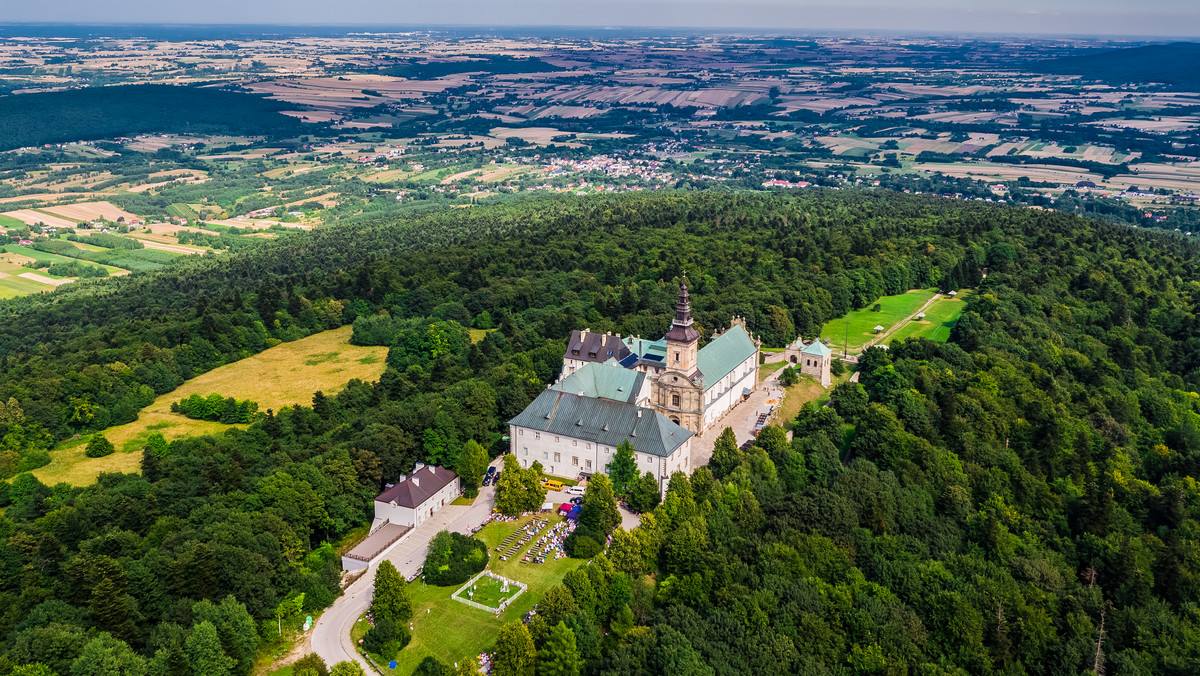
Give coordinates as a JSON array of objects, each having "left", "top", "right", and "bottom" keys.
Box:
[
  {"left": 362, "top": 514, "right": 585, "bottom": 674},
  {"left": 33, "top": 326, "right": 388, "bottom": 485},
  {"left": 819, "top": 288, "right": 937, "bottom": 353},
  {"left": 886, "top": 291, "right": 972, "bottom": 344}
]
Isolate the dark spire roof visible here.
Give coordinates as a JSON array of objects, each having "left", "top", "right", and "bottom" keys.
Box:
[{"left": 664, "top": 276, "right": 700, "bottom": 344}]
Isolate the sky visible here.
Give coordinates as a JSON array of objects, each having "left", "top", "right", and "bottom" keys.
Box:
[{"left": 4, "top": 0, "right": 1200, "bottom": 38}]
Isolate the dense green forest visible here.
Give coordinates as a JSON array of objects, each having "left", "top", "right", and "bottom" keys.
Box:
[
  {"left": 2, "top": 190, "right": 1200, "bottom": 674},
  {"left": 0, "top": 85, "right": 309, "bottom": 151}
]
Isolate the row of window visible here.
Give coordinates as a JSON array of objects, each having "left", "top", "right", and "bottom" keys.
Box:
[
  {"left": 521, "top": 447, "right": 595, "bottom": 470},
  {"left": 517, "top": 428, "right": 611, "bottom": 452}
]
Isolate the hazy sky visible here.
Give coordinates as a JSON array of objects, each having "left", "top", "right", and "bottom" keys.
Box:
[{"left": 5, "top": 0, "right": 1200, "bottom": 38}]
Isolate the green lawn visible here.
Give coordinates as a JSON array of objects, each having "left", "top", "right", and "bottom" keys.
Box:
[
  {"left": 0, "top": 214, "right": 27, "bottom": 228},
  {"left": 367, "top": 514, "right": 584, "bottom": 673},
  {"left": 453, "top": 573, "right": 523, "bottom": 609},
  {"left": 819, "top": 288, "right": 937, "bottom": 354},
  {"left": 886, "top": 291, "right": 972, "bottom": 344}
]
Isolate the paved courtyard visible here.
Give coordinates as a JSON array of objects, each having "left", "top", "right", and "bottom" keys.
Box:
[{"left": 689, "top": 364, "right": 786, "bottom": 467}]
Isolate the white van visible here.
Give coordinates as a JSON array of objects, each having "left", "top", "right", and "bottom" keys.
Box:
[{"left": 565, "top": 485, "right": 586, "bottom": 496}]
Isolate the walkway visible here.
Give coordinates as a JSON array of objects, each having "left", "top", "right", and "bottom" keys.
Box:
[
  {"left": 859, "top": 292, "right": 943, "bottom": 353},
  {"left": 312, "top": 459, "right": 502, "bottom": 673},
  {"left": 690, "top": 372, "right": 785, "bottom": 467}
]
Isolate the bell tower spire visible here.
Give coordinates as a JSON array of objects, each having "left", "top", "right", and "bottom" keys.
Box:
[{"left": 664, "top": 275, "right": 700, "bottom": 373}]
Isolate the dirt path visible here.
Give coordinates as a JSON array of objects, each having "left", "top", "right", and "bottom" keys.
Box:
[{"left": 861, "top": 293, "right": 942, "bottom": 351}]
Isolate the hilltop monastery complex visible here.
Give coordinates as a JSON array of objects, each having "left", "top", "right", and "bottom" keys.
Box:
[{"left": 508, "top": 279, "right": 832, "bottom": 492}]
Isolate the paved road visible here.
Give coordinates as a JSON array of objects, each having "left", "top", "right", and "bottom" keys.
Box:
[
  {"left": 311, "top": 464, "right": 601, "bottom": 672},
  {"left": 312, "top": 461, "right": 504, "bottom": 672}
]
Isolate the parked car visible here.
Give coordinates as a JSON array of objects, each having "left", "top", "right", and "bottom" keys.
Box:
[
  {"left": 565, "top": 485, "right": 586, "bottom": 496},
  {"left": 570, "top": 496, "right": 584, "bottom": 506},
  {"left": 485, "top": 466, "right": 497, "bottom": 478}
]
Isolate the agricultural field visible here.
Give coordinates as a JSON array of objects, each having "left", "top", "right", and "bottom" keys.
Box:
[
  {"left": 358, "top": 513, "right": 584, "bottom": 674},
  {"left": 32, "top": 325, "right": 389, "bottom": 486},
  {"left": 819, "top": 289, "right": 939, "bottom": 354}
]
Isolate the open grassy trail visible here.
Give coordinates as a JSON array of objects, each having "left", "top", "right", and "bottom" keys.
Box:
[
  {"left": 819, "top": 288, "right": 937, "bottom": 354},
  {"left": 33, "top": 325, "right": 388, "bottom": 485}
]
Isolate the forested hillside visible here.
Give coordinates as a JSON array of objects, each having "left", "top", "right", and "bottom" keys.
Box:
[{"left": 2, "top": 191, "right": 1200, "bottom": 674}]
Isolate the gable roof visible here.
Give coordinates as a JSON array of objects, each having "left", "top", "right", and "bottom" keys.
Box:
[
  {"left": 802, "top": 340, "right": 832, "bottom": 357},
  {"left": 564, "top": 330, "right": 630, "bottom": 365},
  {"left": 376, "top": 464, "right": 458, "bottom": 508},
  {"left": 551, "top": 361, "right": 646, "bottom": 405},
  {"left": 509, "top": 390, "right": 692, "bottom": 458},
  {"left": 697, "top": 324, "right": 757, "bottom": 391}
]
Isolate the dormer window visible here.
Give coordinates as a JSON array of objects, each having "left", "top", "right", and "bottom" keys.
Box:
[{"left": 572, "top": 349, "right": 580, "bottom": 356}]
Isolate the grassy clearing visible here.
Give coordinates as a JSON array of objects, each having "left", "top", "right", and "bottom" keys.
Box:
[
  {"left": 887, "top": 291, "right": 971, "bottom": 344},
  {"left": 769, "top": 375, "right": 828, "bottom": 427},
  {"left": 819, "top": 288, "right": 937, "bottom": 354},
  {"left": 451, "top": 495, "right": 478, "bottom": 506},
  {"left": 32, "top": 326, "right": 389, "bottom": 486},
  {"left": 0, "top": 214, "right": 26, "bottom": 228},
  {"left": 468, "top": 328, "right": 495, "bottom": 344},
  {"left": 368, "top": 514, "right": 584, "bottom": 673}
]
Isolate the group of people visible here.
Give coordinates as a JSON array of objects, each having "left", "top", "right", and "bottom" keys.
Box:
[
  {"left": 497, "top": 519, "right": 548, "bottom": 561},
  {"left": 522, "top": 520, "right": 575, "bottom": 564}
]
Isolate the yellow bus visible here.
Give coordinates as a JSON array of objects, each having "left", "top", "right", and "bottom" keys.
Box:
[{"left": 542, "top": 479, "right": 564, "bottom": 491}]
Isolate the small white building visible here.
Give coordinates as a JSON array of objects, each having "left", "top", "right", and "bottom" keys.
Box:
[
  {"left": 373, "top": 463, "right": 461, "bottom": 529},
  {"left": 341, "top": 464, "right": 461, "bottom": 571}
]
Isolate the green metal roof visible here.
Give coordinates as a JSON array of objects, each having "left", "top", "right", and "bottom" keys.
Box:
[
  {"left": 697, "top": 324, "right": 758, "bottom": 391},
  {"left": 551, "top": 362, "right": 645, "bottom": 405},
  {"left": 509, "top": 390, "right": 692, "bottom": 458},
  {"left": 802, "top": 340, "right": 833, "bottom": 357}
]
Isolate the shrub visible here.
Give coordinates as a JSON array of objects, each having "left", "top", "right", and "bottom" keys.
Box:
[
  {"left": 16, "top": 450, "right": 51, "bottom": 473},
  {"left": 84, "top": 435, "right": 115, "bottom": 458},
  {"left": 422, "top": 531, "right": 489, "bottom": 586},
  {"left": 362, "top": 617, "right": 411, "bottom": 657}
]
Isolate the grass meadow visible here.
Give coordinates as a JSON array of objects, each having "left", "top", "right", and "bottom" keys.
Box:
[
  {"left": 361, "top": 514, "right": 585, "bottom": 674},
  {"left": 33, "top": 326, "right": 388, "bottom": 486},
  {"left": 819, "top": 288, "right": 937, "bottom": 354},
  {"left": 886, "top": 290, "right": 971, "bottom": 344}
]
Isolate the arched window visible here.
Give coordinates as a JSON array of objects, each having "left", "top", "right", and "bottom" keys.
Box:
[
  {"left": 671, "top": 393, "right": 681, "bottom": 407},
  {"left": 790, "top": 355, "right": 797, "bottom": 363},
  {"left": 671, "top": 416, "right": 680, "bottom": 425}
]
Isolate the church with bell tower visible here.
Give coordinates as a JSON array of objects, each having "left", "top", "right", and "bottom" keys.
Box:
[{"left": 552, "top": 277, "right": 761, "bottom": 436}]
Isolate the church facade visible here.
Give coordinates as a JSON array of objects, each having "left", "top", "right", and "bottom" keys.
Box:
[{"left": 557, "top": 280, "right": 759, "bottom": 434}]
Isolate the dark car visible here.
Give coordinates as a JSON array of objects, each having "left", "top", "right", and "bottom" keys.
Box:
[
  {"left": 570, "top": 496, "right": 584, "bottom": 505},
  {"left": 486, "top": 466, "right": 497, "bottom": 478}
]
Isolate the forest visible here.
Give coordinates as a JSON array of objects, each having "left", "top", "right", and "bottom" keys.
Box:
[
  {"left": 0, "top": 85, "right": 310, "bottom": 151},
  {"left": 1, "top": 190, "right": 1199, "bottom": 674}
]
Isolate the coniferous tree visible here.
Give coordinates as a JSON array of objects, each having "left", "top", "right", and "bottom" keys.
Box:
[
  {"left": 708, "top": 427, "right": 742, "bottom": 478},
  {"left": 370, "top": 561, "right": 412, "bottom": 624},
  {"left": 539, "top": 622, "right": 583, "bottom": 676}
]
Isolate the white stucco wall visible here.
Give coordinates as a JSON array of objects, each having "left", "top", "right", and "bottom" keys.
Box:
[
  {"left": 509, "top": 424, "right": 687, "bottom": 485},
  {"left": 702, "top": 352, "right": 758, "bottom": 428},
  {"left": 372, "top": 476, "right": 461, "bottom": 528}
]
